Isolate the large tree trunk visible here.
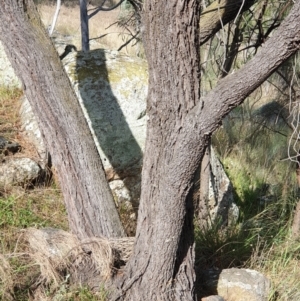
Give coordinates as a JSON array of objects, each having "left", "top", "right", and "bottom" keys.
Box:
[
  {"left": 0, "top": 0, "right": 125, "bottom": 239},
  {"left": 112, "top": 1, "right": 300, "bottom": 300},
  {"left": 112, "top": 1, "right": 202, "bottom": 300}
]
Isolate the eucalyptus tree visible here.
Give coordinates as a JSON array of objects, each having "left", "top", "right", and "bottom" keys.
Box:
[{"left": 1, "top": 0, "right": 300, "bottom": 300}]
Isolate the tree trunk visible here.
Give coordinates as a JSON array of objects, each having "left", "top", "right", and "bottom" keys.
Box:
[
  {"left": 80, "top": 0, "right": 90, "bottom": 52},
  {"left": 112, "top": 1, "right": 202, "bottom": 300},
  {"left": 0, "top": 0, "right": 124, "bottom": 239},
  {"left": 2, "top": 0, "right": 300, "bottom": 300},
  {"left": 112, "top": 1, "right": 300, "bottom": 299}
]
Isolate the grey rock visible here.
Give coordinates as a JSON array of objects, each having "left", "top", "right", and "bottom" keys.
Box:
[
  {"left": 202, "top": 296, "right": 225, "bottom": 301},
  {"left": 201, "top": 268, "right": 271, "bottom": 301},
  {"left": 196, "top": 145, "right": 238, "bottom": 228},
  {"left": 0, "top": 41, "right": 21, "bottom": 88},
  {"left": 0, "top": 136, "right": 6, "bottom": 149},
  {"left": 62, "top": 48, "right": 147, "bottom": 207},
  {"left": 19, "top": 96, "right": 48, "bottom": 167},
  {"left": 0, "top": 136, "right": 21, "bottom": 154},
  {"left": 0, "top": 157, "right": 41, "bottom": 186}
]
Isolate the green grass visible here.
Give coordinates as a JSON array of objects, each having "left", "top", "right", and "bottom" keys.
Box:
[{"left": 196, "top": 94, "right": 300, "bottom": 299}]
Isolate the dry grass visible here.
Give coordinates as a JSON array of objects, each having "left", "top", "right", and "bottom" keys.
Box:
[
  {"left": 0, "top": 228, "right": 134, "bottom": 300},
  {"left": 0, "top": 87, "right": 45, "bottom": 165},
  {"left": 0, "top": 87, "right": 23, "bottom": 143},
  {"left": 248, "top": 235, "right": 300, "bottom": 300},
  {"left": 38, "top": 3, "right": 141, "bottom": 56}
]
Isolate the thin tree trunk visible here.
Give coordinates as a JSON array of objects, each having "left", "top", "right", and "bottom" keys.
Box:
[
  {"left": 0, "top": 0, "right": 124, "bottom": 239},
  {"left": 80, "top": 0, "right": 90, "bottom": 52}
]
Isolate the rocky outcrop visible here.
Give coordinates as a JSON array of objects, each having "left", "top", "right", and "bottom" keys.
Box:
[{"left": 61, "top": 48, "right": 148, "bottom": 214}]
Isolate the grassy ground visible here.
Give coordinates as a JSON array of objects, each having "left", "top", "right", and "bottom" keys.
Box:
[
  {"left": 195, "top": 94, "right": 300, "bottom": 299},
  {"left": 2, "top": 85, "right": 300, "bottom": 300}
]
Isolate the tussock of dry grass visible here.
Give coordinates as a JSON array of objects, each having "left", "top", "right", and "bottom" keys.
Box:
[
  {"left": 0, "top": 228, "right": 134, "bottom": 300},
  {"left": 0, "top": 254, "right": 14, "bottom": 300}
]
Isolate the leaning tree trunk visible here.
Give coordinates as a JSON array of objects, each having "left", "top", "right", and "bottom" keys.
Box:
[{"left": 0, "top": 0, "right": 125, "bottom": 239}]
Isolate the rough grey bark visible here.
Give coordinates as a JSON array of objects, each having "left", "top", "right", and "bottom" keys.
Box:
[
  {"left": 0, "top": 0, "right": 125, "bottom": 239},
  {"left": 112, "top": 1, "right": 201, "bottom": 300},
  {"left": 112, "top": 1, "right": 300, "bottom": 300},
  {"left": 1, "top": 0, "right": 300, "bottom": 300}
]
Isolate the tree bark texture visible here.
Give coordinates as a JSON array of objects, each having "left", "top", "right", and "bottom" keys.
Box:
[
  {"left": 1, "top": 0, "right": 300, "bottom": 300},
  {"left": 113, "top": 1, "right": 201, "bottom": 300},
  {"left": 0, "top": 0, "right": 125, "bottom": 239},
  {"left": 113, "top": 1, "right": 300, "bottom": 300}
]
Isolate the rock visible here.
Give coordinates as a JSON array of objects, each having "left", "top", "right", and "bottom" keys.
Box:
[
  {"left": 201, "top": 268, "right": 271, "bottom": 301},
  {"left": 196, "top": 145, "right": 239, "bottom": 228},
  {"left": 19, "top": 96, "right": 48, "bottom": 167},
  {"left": 0, "top": 41, "right": 21, "bottom": 88},
  {"left": 0, "top": 157, "right": 41, "bottom": 187},
  {"left": 0, "top": 136, "right": 21, "bottom": 155},
  {"left": 0, "top": 136, "right": 6, "bottom": 149},
  {"left": 62, "top": 48, "right": 148, "bottom": 207},
  {"left": 202, "top": 296, "right": 225, "bottom": 301}
]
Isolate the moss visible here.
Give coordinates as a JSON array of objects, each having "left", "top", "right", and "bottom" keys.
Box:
[{"left": 64, "top": 49, "right": 148, "bottom": 101}]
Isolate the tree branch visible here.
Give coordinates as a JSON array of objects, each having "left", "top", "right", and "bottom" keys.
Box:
[
  {"left": 193, "top": 1, "right": 300, "bottom": 141},
  {"left": 88, "top": 0, "right": 125, "bottom": 19},
  {"left": 200, "top": 0, "right": 257, "bottom": 45}
]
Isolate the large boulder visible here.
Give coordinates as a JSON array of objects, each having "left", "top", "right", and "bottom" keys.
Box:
[{"left": 62, "top": 48, "right": 148, "bottom": 212}]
